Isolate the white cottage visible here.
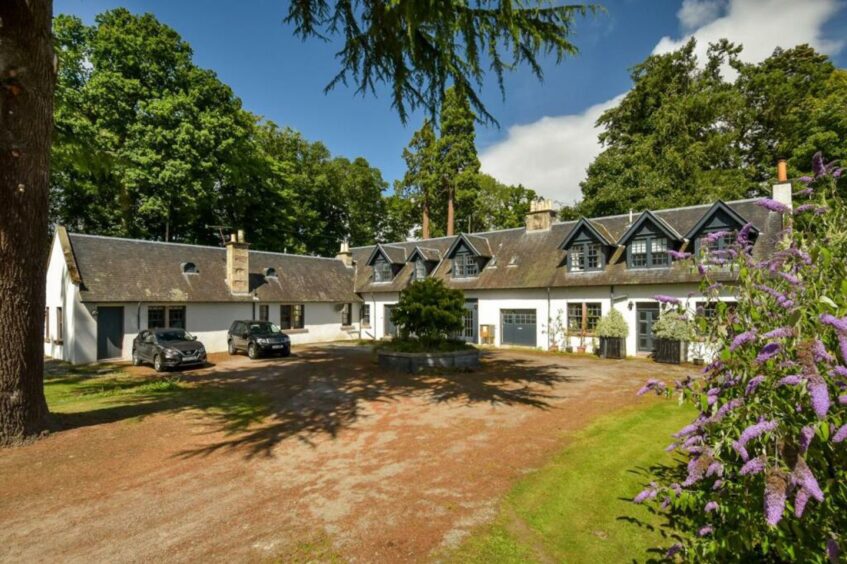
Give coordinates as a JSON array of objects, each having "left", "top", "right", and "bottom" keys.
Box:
[
  {"left": 45, "top": 182, "right": 791, "bottom": 365},
  {"left": 44, "top": 229, "right": 363, "bottom": 364}
]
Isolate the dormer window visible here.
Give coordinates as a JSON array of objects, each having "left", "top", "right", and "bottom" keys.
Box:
[
  {"left": 414, "top": 259, "right": 428, "bottom": 281},
  {"left": 264, "top": 267, "right": 277, "bottom": 278},
  {"left": 697, "top": 231, "right": 735, "bottom": 257},
  {"left": 568, "top": 242, "right": 603, "bottom": 272},
  {"left": 628, "top": 236, "right": 668, "bottom": 268},
  {"left": 374, "top": 257, "right": 393, "bottom": 282},
  {"left": 182, "top": 262, "right": 198, "bottom": 274},
  {"left": 454, "top": 252, "right": 479, "bottom": 278}
]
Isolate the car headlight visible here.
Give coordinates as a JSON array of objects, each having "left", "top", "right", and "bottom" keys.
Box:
[
  {"left": 164, "top": 348, "right": 181, "bottom": 358},
  {"left": 256, "top": 338, "right": 269, "bottom": 345},
  {"left": 282, "top": 336, "right": 290, "bottom": 343}
]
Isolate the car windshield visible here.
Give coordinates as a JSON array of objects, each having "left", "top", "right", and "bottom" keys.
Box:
[
  {"left": 156, "top": 329, "right": 193, "bottom": 341},
  {"left": 248, "top": 322, "right": 281, "bottom": 335}
]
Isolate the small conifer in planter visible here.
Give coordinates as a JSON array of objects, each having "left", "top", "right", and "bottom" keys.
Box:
[{"left": 596, "top": 309, "right": 629, "bottom": 359}]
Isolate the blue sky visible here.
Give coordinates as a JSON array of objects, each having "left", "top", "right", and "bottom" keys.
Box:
[{"left": 56, "top": 0, "right": 847, "bottom": 202}]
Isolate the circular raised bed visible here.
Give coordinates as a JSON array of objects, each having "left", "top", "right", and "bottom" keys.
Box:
[{"left": 378, "top": 349, "right": 481, "bottom": 373}]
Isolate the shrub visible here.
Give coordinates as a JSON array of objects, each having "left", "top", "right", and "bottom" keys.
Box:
[
  {"left": 596, "top": 309, "right": 629, "bottom": 338},
  {"left": 390, "top": 278, "right": 466, "bottom": 345},
  {"left": 652, "top": 307, "right": 695, "bottom": 342},
  {"left": 637, "top": 154, "right": 847, "bottom": 561}
]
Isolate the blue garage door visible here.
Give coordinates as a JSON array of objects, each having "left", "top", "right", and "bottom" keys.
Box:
[
  {"left": 501, "top": 309, "right": 536, "bottom": 346},
  {"left": 97, "top": 306, "right": 124, "bottom": 360}
]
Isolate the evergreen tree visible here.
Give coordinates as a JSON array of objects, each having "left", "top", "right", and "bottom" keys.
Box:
[{"left": 438, "top": 86, "right": 480, "bottom": 235}]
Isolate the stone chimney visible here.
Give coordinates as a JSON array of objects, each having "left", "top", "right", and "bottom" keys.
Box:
[
  {"left": 772, "top": 159, "right": 793, "bottom": 210},
  {"left": 335, "top": 241, "right": 353, "bottom": 268},
  {"left": 226, "top": 229, "right": 250, "bottom": 294},
  {"left": 525, "top": 199, "right": 557, "bottom": 232}
]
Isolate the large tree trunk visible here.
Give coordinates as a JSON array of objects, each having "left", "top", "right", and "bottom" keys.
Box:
[
  {"left": 0, "top": 0, "right": 53, "bottom": 446},
  {"left": 422, "top": 192, "right": 430, "bottom": 239},
  {"left": 446, "top": 187, "right": 454, "bottom": 236}
]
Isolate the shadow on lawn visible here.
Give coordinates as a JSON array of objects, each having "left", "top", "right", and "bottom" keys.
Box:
[{"left": 47, "top": 347, "right": 579, "bottom": 459}]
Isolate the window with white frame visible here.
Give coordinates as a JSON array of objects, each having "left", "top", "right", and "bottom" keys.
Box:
[
  {"left": 414, "top": 259, "right": 428, "bottom": 280},
  {"left": 453, "top": 253, "right": 479, "bottom": 278},
  {"left": 374, "top": 257, "right": 393, "bottom": 282},
  {"left": 567, "top": 302, "right": 602, "bottom": 333},
  {"left": 259, "top": 304, "right": 269, "bottom": 322},
  {"left": 341, "top": 303, "right": 353, "bottom": 326},
  {"left": 569, "top": 243, "right": 603, "bottom": 272},
  {"left": 361, "top": 304, "right": 371, "bottom": 326},
  {"left": 280, "top": 304, "right": 305, "bottom": 329},
  {"left": 628, "top": 236, "right": 669, "bottom": 268}
]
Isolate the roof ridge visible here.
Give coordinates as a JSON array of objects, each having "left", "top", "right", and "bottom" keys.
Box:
[{"left": 68, "top": 232, "right": 341, "bottom": 262}]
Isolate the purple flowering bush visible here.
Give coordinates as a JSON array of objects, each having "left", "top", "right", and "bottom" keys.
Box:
[{"left": 638, "top": 153, "right": 847, "bottom": 561}]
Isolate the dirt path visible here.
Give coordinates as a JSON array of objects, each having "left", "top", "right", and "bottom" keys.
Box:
[{"left": 0, "top": 346, "right": 690, "bottom": 563}]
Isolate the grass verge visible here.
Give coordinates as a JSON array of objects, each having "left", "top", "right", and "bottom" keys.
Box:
[{"left": 447, "top": 400, "right": 694, "bottom": 563}]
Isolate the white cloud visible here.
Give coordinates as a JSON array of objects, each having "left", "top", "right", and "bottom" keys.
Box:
[
  {"left": 678, "top": 0, "right": 725, "bottom": 30},
  {"left": 480, "top": 95, "right": 623, "bottom": 205},
  {"left": 480, "top": 0, "right": 843, "bottom": 204},
  {"left": 655, "top": 0, "right": 844, "bottom": 63}
]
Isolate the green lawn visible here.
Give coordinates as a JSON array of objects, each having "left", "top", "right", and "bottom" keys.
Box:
[
  {"left": 44, "top": 362, "right": 271, "bottom": 433},
  {"left": 448, "top": 400, "right": 695, "bottom": 563}
]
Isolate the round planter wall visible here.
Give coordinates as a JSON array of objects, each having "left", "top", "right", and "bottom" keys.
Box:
[{"left": 378, "top": 349, "right": 481, "bottom": 373}]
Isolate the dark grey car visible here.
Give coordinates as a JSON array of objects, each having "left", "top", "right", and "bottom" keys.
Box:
[
  {"left": 132, "top": 328, "right": 207, "bottom": 372},
  {"left": 227, "top": 320, "right": 291, "bottom": 359}
]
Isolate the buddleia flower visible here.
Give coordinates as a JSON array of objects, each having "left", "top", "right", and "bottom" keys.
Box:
[
  {"left": 794, "top": 488, "right": 809, "bottom": 518},
  {"left": 808, "top": 377, "right": 830, "bottom": 419},
  {"left": 698, "top": 526, "right": 713, "bottom": 536},
  {"left": 756, "top": 198, "right": 791, "bottom": 214},
  {"left": 704, "top": 501, "right": 719, "bottom": 513},
  {"left": 798, "top": 426, "right": 815, "bottom": 453},
  {"left": 832, "top": 424, "right": 847, "bottom": 444},
  {"left": 827, "top": 539, "right": 840, "bottom": 564},
  {"left": 730, "top": 331, "right": 757, "bottom": 351},
  {"left": 763, "top": 327, "right": 794, "bottom": 339},
  {"left": 756, "top": 343, "right": 782, "bottom": 364},
  {"left": 820, "top": 313, "right": 847, "bottom": 334},
  {"left": 777, "top": 375, "right": 803, "bottom": 386},
  {"left": 764, "top": 471, "right": 788, "bottom": 526},
  {"left": 740, "top": 457, "right": 766, "bottom": 476},
  {"left": 792, "top": 459, "right": 824, "bottom": 503},
  {"left": 746, "top": 375, "right": 765, "bottom": 395}
]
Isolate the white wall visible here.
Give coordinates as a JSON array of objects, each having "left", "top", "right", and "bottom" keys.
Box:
[{"left": 361, "top": 292, "right": 401, "bottom": 341}]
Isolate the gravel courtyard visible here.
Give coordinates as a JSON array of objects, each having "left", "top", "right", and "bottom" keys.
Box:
[{"left": 0, "top": 344, "right": 690, "bottom": 563}]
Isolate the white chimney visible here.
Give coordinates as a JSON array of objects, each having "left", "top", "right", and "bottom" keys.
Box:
[
  {"left": 772, "top": 159, "right": 792, "bottom": 210},
  {"left": 335, "top": 241, "right": 353, "bottom": 267},
  {"left": 226, "top": 231, "right": 250, "bottom": 294},
  {"left": 525, "top": 199, "right": 557, "bottom": 232}
]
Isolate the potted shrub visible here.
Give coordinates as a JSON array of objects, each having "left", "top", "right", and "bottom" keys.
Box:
[
  {"left": 596, "top": 309, "right": 628, "bottom": 359},
  {"left": 652, "top": 308, "right": 695, "bottom": 364},
  {"left": 576, "top": 330, "right": 587, "bottom": 354}
]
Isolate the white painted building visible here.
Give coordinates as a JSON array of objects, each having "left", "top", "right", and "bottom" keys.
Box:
[{"left": 45, "top": 184, "right": 789, "bottom": 365}]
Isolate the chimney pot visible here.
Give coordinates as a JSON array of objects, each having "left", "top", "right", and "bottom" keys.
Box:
[{"left": 777, "top": 159, "right": 788, "bottom": 183}]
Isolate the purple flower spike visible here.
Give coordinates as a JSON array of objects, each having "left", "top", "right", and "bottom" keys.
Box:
[
  {"left": 828, "top": 539, "right": 840, "bottom": 564},
  {"left": 812, "top": 151, "right": 825, "bottom": 177},
  {"left": 665, "top": 544, "right": 682, "bottom": 558},
  {"left": 756, "top": 343, "right": 782, "bottom": 364},
  {"left": 730, "top": 331, "right": 757, "bottom": 351},
  {"left": 809, "top": 378, "right": 830, "bottom": 419},
  {"left": 637, "top": 378, "right": 666, "bottom": 396},
  {"left": 634, "top": 487, "right": 657, "bottom": 503},
  {"left": 668, "top": 250, "right": 691, "bottom": 260},
  {"left": 740, "top": 457, "right": 765, "bottom": 476},
  {"left": 704, "top": 230, "right": 730, "bottom": 244},
  {"left": 794, "top": 488, "right": 809, "bottom": 518},
  {"left": 698, "top": 526, "right": 713, "bottom": 537},
  {"left": 832, "top": 366, "right": 847, "bottom": 379},
  {"left": 704, "top": 501, "right": 718, "bottom": 513},
  {"left": 764, "top": 473, "right": 787, "bottom": 526},
  {"left": 792, "top": 459, "right": 824, "bottom": 502},
  {"left": 763, "top": 327, "right": 793, "bottom": 340},
  {"left": 756, "top": 198, "right": 791, "bottom": 214},
  {"left": 812, "top": 340, "right": 835, "bottom": 363},
  {"left": 839, "top": 335, "right": 847, "bottom": 363},
  {"left": 736, "top": 420, "right": 778, "bottom": 451},
  {"left": 654, "top": 294, "right": 680, "bottom": 305},
  {"left": 746, "top": 375, "right": 765, "bottom": 396},
  {"left": 833, "top": 424, "right": 847, "bottom": 444},
  {"left": 799, "top": 426, "right": 815, "bottom": 453},
  {"left": 839, "top": 395, "right": 847, "bottom": 406},
  {"left": 777, "top": 375, "right": 803, "bottom": 387},
  {"left": 820, "top": 313, "right": 847, "bottom": 334}
]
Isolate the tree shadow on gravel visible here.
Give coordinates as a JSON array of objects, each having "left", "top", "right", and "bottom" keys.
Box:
[{"left": 46, "top": 347, "right": 583, "bottom": 460}]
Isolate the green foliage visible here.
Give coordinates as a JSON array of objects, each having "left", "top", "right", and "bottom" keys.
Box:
[
  {"left": 579, "top": 40, "right": 847, "bottom": 216},
  {"left": 595, "top": 309, "right": 628, "bottom": 338},
  {"left": 285, "top": 1, "right": 598, "bottom": 124},
  {"left": 652, "top": 308, "right": 695, "bottom": 342},
  {"left": 390, "top": 278, "right": 466, "bottom": 344},
  {"left": 640, "top": 159, "right": 847, "bottom": 560},
  {"left": 51, "top": 9, "right": 388, "bottom": 255}
]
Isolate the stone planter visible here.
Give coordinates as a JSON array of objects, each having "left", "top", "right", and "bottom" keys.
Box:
[
  {"left": 598, "top": 336, "right": 626, "bottom": 359},
  {"left": 654, "top": 338, "right": 688, "bottom": 364},
  {"left": 378, "top": 349, "right": 481, "bottom": 373}
]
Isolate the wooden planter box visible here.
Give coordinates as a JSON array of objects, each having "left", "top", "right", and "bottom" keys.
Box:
[
  {"left": 598, "top": 337, "right": 626, "bottom": 359},
  {"left": 654, "top": 338, "right": 688, "bottom": 364}
]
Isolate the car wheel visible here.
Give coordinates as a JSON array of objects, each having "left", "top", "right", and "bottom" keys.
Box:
[
  {"left": 154, "top": 354, "right": 166, "bottom": 373},
  {"left": 281, "top": 349, "right": 291, "bottom": 358},
  {"left": 248, "top": 343, "right": 259, "bottom": 360},
  {"left": 132, "top": 349, "right": 142, "bottom": 366},
  {"left": 228, "top": 340, "right": 237, "bottom": 355}
]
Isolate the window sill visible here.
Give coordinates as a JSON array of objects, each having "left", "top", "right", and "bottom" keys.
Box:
[
  {"left": 341, "top": 325, "right": 356, "bottom": 331},
  {"left": 284, "top": 328, "right": 308, "bottom": 335},
  {"left": 361, "top": 323, "right": 371, "bottom": 329},
  {"left": 52, "top": 340, "right": 64, "bottom": 345}
]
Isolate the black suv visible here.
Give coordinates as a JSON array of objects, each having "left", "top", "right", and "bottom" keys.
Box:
[
  {"left": 227, "top": 320, "right": 291, "bottom": 359},
  {"left": 132, "top": 328, "right": 207, "bottom": 372}
]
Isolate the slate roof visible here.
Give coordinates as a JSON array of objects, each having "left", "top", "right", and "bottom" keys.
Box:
[
  {"left": 65, "top": 233, "right": 360, "bottom": 303},
  {"left": 352, "top": 199, "right": 782, "bottom": 293}
]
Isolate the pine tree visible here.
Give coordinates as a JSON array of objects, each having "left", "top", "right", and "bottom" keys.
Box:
[{"left": 438, "top": 87, "right": 480, "bottom": 235}]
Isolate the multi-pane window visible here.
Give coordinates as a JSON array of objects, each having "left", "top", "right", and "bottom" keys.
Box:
[
  {"left": 414, "top": 259, "right": 428, "bottom": 280},
  {"left": 280, "top": 304, "right": 305, "bottom": 330},
  {"left": 696, "top": 301, "right": 736, "bottom": 320},
  {"left": 569, "top": 243, "right": 603, "bottom": 272},
  {"left": 698, "top": 231, "right": 735, "bottom": 258},
  {"left": 259, "top": 305, "right": 269, "bottom": 322},
  {"left": 453, "top": 253, "right": 479, "bottom": 278},
  {"left": 374, "top": 258, "right": 393, "bottom": 282},
  {"left": 341, "top": 303, "right": 353, "bottom": 326},
  {"left": 462, "top": 308, "right": 475, "bottom": 338},
  {"left": 628, "top": 237, "right": 669, "bottom": 268},
  {"left": 148, "top": 306, "right": 186, "bottom": 329},
  {"left": 361, "top": 304, "right": 371, "bottom": 326},
  {"left": 567, "top": 302, "right": 602, "bottom": 333},
  {"left": 56, "top": 307, "right": 64, "bottom": 342}
]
